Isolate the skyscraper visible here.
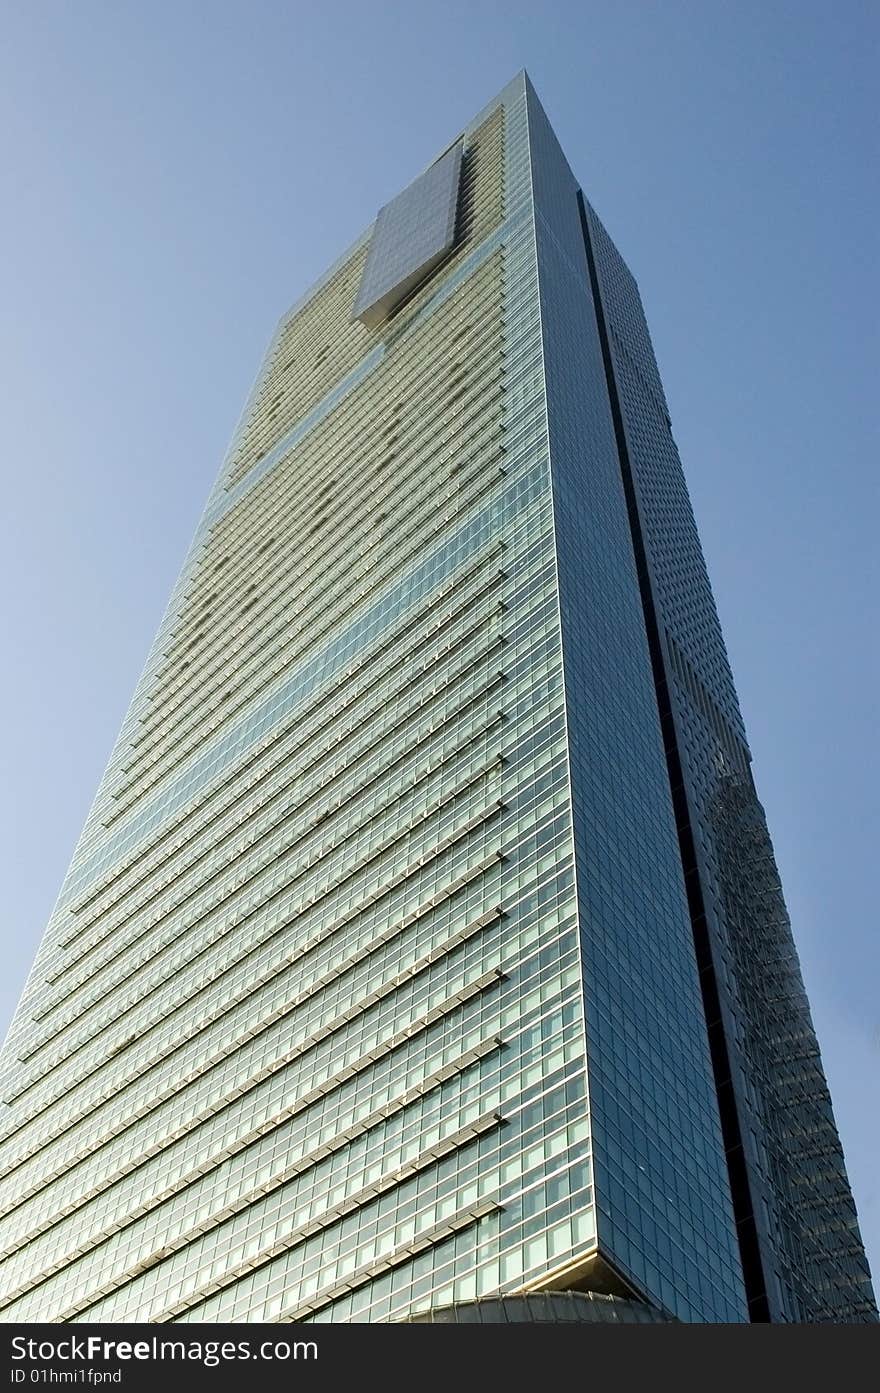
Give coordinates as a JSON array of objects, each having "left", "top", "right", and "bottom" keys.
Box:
[{"left": 0, "top": 72, "right": 874, "bottom": 1325}]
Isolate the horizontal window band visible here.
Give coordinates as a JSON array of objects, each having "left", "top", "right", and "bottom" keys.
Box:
[
  {"left": 139, "top": 1119, "right": 505, "bottom": 1326},
  {"left": 21, "top": 725, "right": 505, "bottom": 1090},
  {"left": 107, "top": 454, "right": 509, "bottom": 822},
  {"left": 19, "top": 852, "right": 504, "bottom": 1139},
  {"left": 0, "top": 971, "right": 506, "bottom": 1278},
  {"left": 201, "top": 290, "right": 504, "bottom": 565},
  {"left": 0, "top": 1033, "right": 504, "bottom": 1274},
  {"left": 223, "top": 279, "right": 503, "bottom": 506},
  {"left": 47, "top": 613, "right": 504, "bottom": 1000},
  {"left": 1, "top": 1013, "right": 506, "bottom": 1270},
  {"left": 103, "top": 464, "right": 505, "bottom": 830},
  {"left": 128, "top": 339, "right": 509, "bottom": 752},
  {"left": 65, "top": 539, "right": 506, "bottom": 924},
  {"left": 1, "top": 1058, "right": 509, "bottom": 1309},
  {"left": 220, "top": 232, "right": 504, "bottom": 502},
  {"left": 26, "top": 737, "right": 503, "bottom": 1076},
  {"left": 0, "top": 857, "right": 506, "bottom": 1188},
  {"left": 210, "top": 351, "right": 504, "bottom": 610},
  {"left": 222, "top": 181, "right": 505, "bottom": 475},
  {"left": 172, "top": 319, "right": 506, "bottom": 633},
  {"left": 37, "top": 683, "right": 505, "bottom": 1026},
  {"left": 210, "top": 374, "right": 505, "bottom": 597},
  {"left": 37, "top": 434, "right": 545, "bottom": 1036},
  {"left": 132, "top": 409, "right": 506, "bottom": 765},
  {"left": 62, "top": 438, "right": 543, "bottom": 913},
  {"left": 142, "top": 427, "right": 506, "bottom": 741},
  {"left": 82, "top": 616, "right": 505, "bottom": 949},
  {"left": 276, "top": 1200, "right": 502, "bottom": 1326},
  {"left": 108, "top": 456, "right": 508, "bottom": 821},
  {"left": 63, "top": 543, "right": 505, "bottom": 922},
  {"left": 221, "top": 243, "right": 505, "bottom": 497},
  {"left": 56, "top": 607, "right": 501, "bottom": 980},
  {"left": 176, "top": 455, "right": 503, "bottom": 702},
  {"left": 32, "top": 659, "right": 506, "bottom": 1031},
  {"left": 2, "top": 794, "right": 505, "bottom": 1130}
]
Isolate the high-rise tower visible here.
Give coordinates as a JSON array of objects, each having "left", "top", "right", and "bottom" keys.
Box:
[{"left": 0, "top": 74, "right": 874, "bottom": 1325}]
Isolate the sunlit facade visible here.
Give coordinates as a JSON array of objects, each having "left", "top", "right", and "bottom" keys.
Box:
[{"left": 0, "top": 74, "right": 874, "bottom": 1325}]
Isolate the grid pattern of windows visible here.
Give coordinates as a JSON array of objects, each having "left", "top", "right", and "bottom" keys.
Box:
[
  {"left": 0, "top": 76, "right": 597, "bottom": 1328},
  {"left": 582, "top": 193, "right": 877, "bottom": 1323},
  {"left": 2, "top": 72, "right": 869, "bottom": 1327},
  {"left": 524, "top": 79, "right": 747, "bottom": 1324}
]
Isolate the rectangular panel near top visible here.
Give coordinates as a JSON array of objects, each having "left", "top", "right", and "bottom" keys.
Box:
[{"left": 352, "top": 142, "right": 463, "bottom": 327}]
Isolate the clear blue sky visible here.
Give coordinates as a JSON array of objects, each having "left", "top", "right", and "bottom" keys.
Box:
[{"left": 1, "top": 1, "right": 877, "bottom": 1286}]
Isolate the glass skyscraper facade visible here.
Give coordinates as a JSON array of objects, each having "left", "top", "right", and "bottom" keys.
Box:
[{"left": 0, "top": 73, "right": 874, "bottom": 1325}]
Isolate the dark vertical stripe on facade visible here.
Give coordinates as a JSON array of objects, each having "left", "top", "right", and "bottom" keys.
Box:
[{"left": 575, "top": 189, "right": 770, "bottom": 1322}]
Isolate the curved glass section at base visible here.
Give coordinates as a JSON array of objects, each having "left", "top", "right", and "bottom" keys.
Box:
[{"left": 402, "top": 1291, "right": 671, "bottom": 1323}]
